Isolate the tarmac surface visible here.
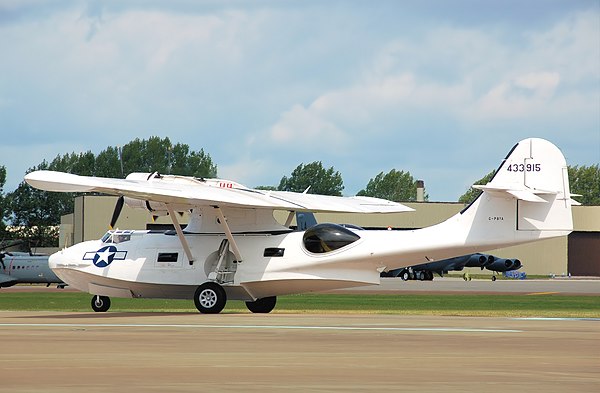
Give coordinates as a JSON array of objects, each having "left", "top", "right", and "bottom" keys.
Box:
[
  {"left": 338, "top": 276, "right": 600, "bottom": 295},
  {"left": 1, "top": 279, "right": 599, "bottom": 392},
  {"left": 1, "top": 311, "right": 599, "bottom": 393}
]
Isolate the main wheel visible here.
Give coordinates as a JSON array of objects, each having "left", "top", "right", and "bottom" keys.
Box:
[
  {"left": 246, "top": 296, "right": 277, "bottom": 313},
  {"left": 91, "top": 295, "right": 111, "bottom": 312},
  {"left": 400, "top": 270, "right": 410, "bottom": 281},
  {"left": 194, "top": 282, "right": 227, "bottom": 314}
]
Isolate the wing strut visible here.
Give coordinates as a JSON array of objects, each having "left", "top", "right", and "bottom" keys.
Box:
[
  {"left": 213, "top": 207, "right": 243, "bottom": 262},
  {"left": 284, "top": 211, "right": 295, "bottom": 227},
  {"left": 165, "top": 205, "right": 195, "bottom": 265}
]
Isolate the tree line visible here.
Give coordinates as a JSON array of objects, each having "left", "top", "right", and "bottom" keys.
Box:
[{"left": 1, "top": 136, "right": 598, "bottom": 248}]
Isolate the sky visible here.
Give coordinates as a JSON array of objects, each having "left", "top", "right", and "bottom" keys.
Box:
[{"left": 1, "top": 0, "right": 599, "bottom": 202}]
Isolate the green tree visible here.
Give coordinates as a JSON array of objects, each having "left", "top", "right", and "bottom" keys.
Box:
[
  {"left": 5, "top": 137, "right": 218, "bottom": 245},
  {"left": 357, "top": 169, "right": 424, "bottom": 202},
  {"left": 95, "top": 146, "right": 123, "bottom": 178},
  {"left": 278, "top": 161, "right": 344, "bottom": 196},
  {"left": 121, "top": 137, "right": 216, "bottom": 178},
  {"left": 458, "top": 170, "right": 496, "bottom": 205},
  {"left": 0, "top": 165, "right": 7, "bottom": 237},
  {"left": 170, "top": 143, "right": 217, "bottom": 178},
  {"left": 569, "top": 164, "right": 600, "bottom": 205},
  {"left": 7, "top": 161, "right": 72, "bottom": 247},
  {"left": 255, "top": 185, "right": 277, "bottom": 191}
]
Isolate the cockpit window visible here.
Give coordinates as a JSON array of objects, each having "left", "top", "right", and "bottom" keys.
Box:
[
  {"left": 101, "top": 231, "right": 132, "bottom": 244},
  {"left": 303, "top": 223, "right": 361, "bottom": 254}
]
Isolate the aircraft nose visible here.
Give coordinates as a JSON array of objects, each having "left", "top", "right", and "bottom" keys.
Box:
[{"left": 48, "top": 250, "right": 72, "bottom": 269}]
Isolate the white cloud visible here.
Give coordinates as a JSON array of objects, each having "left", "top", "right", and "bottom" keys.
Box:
[
  {"left": 270, "top": 104, "right": 344, "bottom": 144},
  {"left": 474, "top": 71, "right": 561, "bottom": 119},
  {"left": 265, "top": 9, "right": 598, "bottom": 147}
]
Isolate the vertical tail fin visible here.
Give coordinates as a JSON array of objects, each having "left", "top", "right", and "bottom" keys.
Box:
[{"left": 465, "top": 138, "right": 573, "bottom": 243}]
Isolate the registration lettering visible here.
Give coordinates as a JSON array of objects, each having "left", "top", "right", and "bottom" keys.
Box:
[{"left": 507, "top": 163, "right": 541, "bottom": 172}]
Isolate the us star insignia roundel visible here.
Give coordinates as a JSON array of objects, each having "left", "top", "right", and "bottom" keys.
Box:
[{"left": 83, "top": 246, "right": 128, "bottom": 268}]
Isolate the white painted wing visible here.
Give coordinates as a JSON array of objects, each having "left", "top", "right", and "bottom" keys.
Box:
[{"left": 25, "top": 171, "right": 414, "bottom": 214}]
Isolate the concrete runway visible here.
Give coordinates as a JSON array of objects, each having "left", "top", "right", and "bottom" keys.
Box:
[
  {"left": 339, "top": 277, "right": 600, "bottom": 295},
  {"left": 1, "top": 311, "right": 598, "bottom": 393}
]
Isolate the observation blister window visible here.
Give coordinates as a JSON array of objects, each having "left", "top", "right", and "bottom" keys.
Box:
[{"left": 303, "top": 223, "right": 360, "bottom": 254}]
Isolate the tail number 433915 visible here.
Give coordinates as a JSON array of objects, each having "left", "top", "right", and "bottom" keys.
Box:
[{"left": 507, "top": 163, "right": 541, "bottom": 172}]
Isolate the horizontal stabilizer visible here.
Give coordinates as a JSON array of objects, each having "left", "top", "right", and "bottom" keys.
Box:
[
  {"left": 569, "top": 195, "right": 582, "bottom": 206},
  {"left": 473, "top": 184, "right": 553, "bottom": 203}
]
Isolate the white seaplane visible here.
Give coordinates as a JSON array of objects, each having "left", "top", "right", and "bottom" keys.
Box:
[{"left": 25, "top": 138, "right": 577, "bottom": 313}]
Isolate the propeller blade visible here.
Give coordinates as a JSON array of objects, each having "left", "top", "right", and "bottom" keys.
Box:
[{"left": 109, "top": 196, "right": 125, "bottom": 229}]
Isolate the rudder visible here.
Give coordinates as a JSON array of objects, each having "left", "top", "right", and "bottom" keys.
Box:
[{"left": 474, "top": 138, "right": 574, "bottom": 234}]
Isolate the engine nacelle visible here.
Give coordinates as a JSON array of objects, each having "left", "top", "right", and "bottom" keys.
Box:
[
  {"left": 123, "top": 197, "right": 169, "bottom": 216},
  {"left": 486, "top": 258, "right": 522, "bottom": 272},
  {"left": 125, "top": 172, "right": 162, "bottom": 181},
  {"left": 121, "top": 172, "right": 249, "bottom": 216},
  {"left": 125, "top": 172, "right": 247, "bottom": 189}
]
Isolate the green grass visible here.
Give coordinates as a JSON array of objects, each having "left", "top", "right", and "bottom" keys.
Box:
[{"left": 1, "top": 292, "right": 599, "bottom": 318}]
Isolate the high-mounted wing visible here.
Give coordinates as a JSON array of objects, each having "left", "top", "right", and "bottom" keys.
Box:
[{"left": 25, "top": 171, "right": 413, "bottom": 214}]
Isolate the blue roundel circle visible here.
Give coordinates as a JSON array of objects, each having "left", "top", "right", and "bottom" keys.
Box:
[{"left": 93, "top": 245, "right": 118, "bottom": 268}]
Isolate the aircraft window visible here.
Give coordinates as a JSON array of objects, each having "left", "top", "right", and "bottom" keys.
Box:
[
  {"left": 102, "top": 231, "right": 131, "bottom": 244},
  {"left": 101, "top": 232, "right": 112, "bottom": 243},
  {"left": 303, "top": 223, "right": 361, "bottom": 254},
  {"left": 113, "top": 234, "right": 131, "bottom": 244},
  {"left": 157, "top": 252, "right": 179, "bottom": 262},
  {"left": 264, "top": 248, "right": 285, "bottom": 257}
]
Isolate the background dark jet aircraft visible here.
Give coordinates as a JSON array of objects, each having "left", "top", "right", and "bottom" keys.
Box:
[{"left": 381, "top": 253, "right": 522, "bottom": 281}]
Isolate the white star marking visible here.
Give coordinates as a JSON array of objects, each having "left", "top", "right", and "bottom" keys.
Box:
[{"left": 96, "top": 248, "right": 115, "bottom": 265}]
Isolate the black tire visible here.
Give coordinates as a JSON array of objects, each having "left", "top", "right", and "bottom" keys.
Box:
[
  {"left": 400, "top": 270, "right": 410, "bottom": 281},
  {"left": 194, "top": 282, "right": 227, "bottom": 314},
  {"left": 426, "top": 271, "right": 434, "bottom": 281},
  {"left": 246, "top": 296, "right": 277, "bottom": 313},
  {"left": 91, "top": 295, "right": 111, "bottom": 312},
  {"left": 491, "top": 275, "right": 497, "bottom": 281}
]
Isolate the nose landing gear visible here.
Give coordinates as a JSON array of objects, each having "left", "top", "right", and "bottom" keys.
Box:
[{"left": 91, "top": 295, "right": 111, "bottom": 312}]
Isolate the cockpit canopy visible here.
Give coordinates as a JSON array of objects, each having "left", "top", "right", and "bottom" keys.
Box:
[
  {"left": 302, "top": 223, "right": 361, "bottom": 254},
  {"left": 101, "top": 230, "right": 134, "bottom": 244}
]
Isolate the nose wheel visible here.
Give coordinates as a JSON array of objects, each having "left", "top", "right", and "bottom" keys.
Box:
[{"left": 91, "top": 295, "right": 111, "bottom": 312}]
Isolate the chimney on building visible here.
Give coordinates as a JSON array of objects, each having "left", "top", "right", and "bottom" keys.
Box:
[{"left": 416, "top": 180, "right": 425, "bottom": 202}]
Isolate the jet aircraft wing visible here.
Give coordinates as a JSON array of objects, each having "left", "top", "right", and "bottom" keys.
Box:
[{"left": 24, "top": 171, "right": 414, "bottom": 214}]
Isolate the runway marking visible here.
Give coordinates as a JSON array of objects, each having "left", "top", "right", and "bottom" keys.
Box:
[
  {"left": 514, "top": 317, "right": 600, "bottom": 322},
  {"left": 0, "top": 323, "right": 523, "bottom": 333},
  {"left": 525, "top": 291, "right": 559, "bottom": 295}
]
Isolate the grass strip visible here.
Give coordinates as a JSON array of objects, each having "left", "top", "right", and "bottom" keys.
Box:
[{"left": 1, "top": 292, "right": 599, "bottom": 318}]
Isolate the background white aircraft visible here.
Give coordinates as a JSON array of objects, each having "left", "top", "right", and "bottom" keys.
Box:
[
  {"left": 25, "top": 138, "right": 576, "bottom": 313},
  {"left": 0, "top": 251, "right": 65, "bottom": 288}
]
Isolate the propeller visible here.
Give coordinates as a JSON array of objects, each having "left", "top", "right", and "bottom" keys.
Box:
[{"left": 109, "top": 196, "right": 125, "bottom": 230}]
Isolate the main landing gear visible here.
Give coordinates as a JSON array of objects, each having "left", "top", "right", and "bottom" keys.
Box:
[
  {"left": 193, "top": 282, "right": 277, "bottom": 314},
  {"left": 194, "top": 282, "right": 227, "bottom": 314},
  {"left": 89, "top": 283, "right": 278, "bottom": 314},
  {"left": 245, "top": 296, "right": 277, "bottom": 313}
]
